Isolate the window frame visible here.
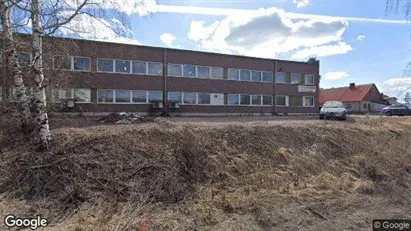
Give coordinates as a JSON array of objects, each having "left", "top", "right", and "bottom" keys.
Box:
[
  {"left": 168, "top": 91, "right": 183, "bottom": 103},
  {"left": 97, "top": 58, "right": 115, "bottom": 73},
  {"left": 167, "top": 63, "right": 183, "bottom": 77},
  {"left": 72, "top": 56, "right": 91, "bottom": 72},
  {"left": 228, "top": 94, "right": 240, "bottom": 105},
  {"left": 276, "top": 95, "right": 289, "bottom": 107},
  {"left": 275, "top": 72, "right": 287, "bottom": 84},
  {"left": 197, "top": 66, "right": 211, "bottom": 79},
  {"left": 182, "top": 92, "right": 197, "bottom": 105},
  {"left": 147, "top": 62, "right": 163, "bottom": 76},
  {"left": 239, "top": 69, "right": 251, "bottom": 82},
  {"left": 132, "top": 90, "right": 148, "bottom": 103},
  {"left": 210, "top": 67, "right": 224, "bottom": 79},
  {"left": 73, "top": 88, "right": 91, "bottom": 103},
  {"left": 262, "top": 95, "right": 273, "bottom": 106},
  {"left": 183, "top": 64, "right": 197, "bottom": 78},
  {"left": 114, "top": 59, "right": 131, "bottom": 74},
  {"left": 262, "top": 71, "right": 274, "bottom": 83},
  {"left": 53, "top": 55, "right": 72, "bottom": 71},
  {"left": 304, "top": 74, "right": 315, "bottom": 85},
  {"left": 114, "top": 89, "right": 132, "bottom": 103},
  {"left": 291, "top": 73, "right": 301, "bottom": 84},
  {"left": 132, "top": 61, "right": 147, "bottom": 75},
  {"left": 303, "top": 96, "right": 315, "bottom": 107}
]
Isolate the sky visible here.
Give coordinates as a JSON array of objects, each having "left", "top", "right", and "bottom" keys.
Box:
[{"left": 56, "top": 0, "right": 411, "bottom": 101}]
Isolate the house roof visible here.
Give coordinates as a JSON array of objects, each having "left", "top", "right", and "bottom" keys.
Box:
[{"left": 319, "top": 84, "right": 377, "bottom": 103}]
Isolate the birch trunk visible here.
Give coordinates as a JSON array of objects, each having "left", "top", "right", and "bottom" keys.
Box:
[
  {"left": 31, "top": 0, "right": 52, "bottom": 150},
  {"left": 0, "top": 0, "right": 32, "bottom": 133}
]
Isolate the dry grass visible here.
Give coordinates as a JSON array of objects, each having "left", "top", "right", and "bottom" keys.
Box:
[{"left": 0, "top": 116, "right": 411, "bottom": 230}]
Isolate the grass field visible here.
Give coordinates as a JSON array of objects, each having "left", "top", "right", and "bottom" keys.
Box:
[{"left": 1, "top": 115, "right": 411, "bottom": 230}]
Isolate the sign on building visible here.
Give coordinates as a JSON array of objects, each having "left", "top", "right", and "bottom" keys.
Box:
[{"left": 298, "top": 85, "right": 316, "bottom": 92}]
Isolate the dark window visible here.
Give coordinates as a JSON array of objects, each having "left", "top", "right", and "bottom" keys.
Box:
[
  {"left": 97, "top": 89, "right": 114, "bottom": 103},
  {"left": 132, "top": 61, "right": 146, "bottom": 74},
  {"left": 251, "top": 95, "right": 261, "bottom": 105},
  {"left": 240, "top": 95, "right": 251, "bottom": 105},
  {"left": 198, "top": 93, "right": 210, "bottom": 104},
  {"left": 115, "top": 60, "right": 130, "bottom": 73},
  {"left": 276, "top": 96, "right": 287, "bottom": 106},
  {"left": 148, "top": 91, "right": 163, "bottom": 103},
  {"left": 97, "top": 59, "right": 114, "bottom": 72},
  {"left": 168, "top": 64, "right": 182, "bottom": 76},
  {"left": 251, "top": 71, "right": 262, "bottom": 82},
  {"left": 183, "top": 65, "right": 196, "bottom": 77},
  {"left": 290, "top": 96, "right": 303, "bottom": 106},
  {"left": 132, "top": 90, "right": 147, "bottom": 103},
  {"left": 275, "top": 72, "right": 286, "bottom": 83},
  {"left": 240, "top": 70, "right": 251, "bottom": 81},
  {"left": 54, "top": 56, "right": 71, "bottom": 70},
  {"left": 197, "top": 66, "right": 210, "bottom": 78},
  {"left": 73, "top": 57, "right": 91, "bottom": 71},
  {"left": 228, "top": 94, "right": 239, "bottom": 105},
  {"left": 262, "top": 72, "right": 273, "bottom": 82},
  {"left": 168, "top": 91, "right": 182, "bottom": 103},
  {"left": 228, "top": 69, "right": 239, "bottom": 80},
  {"left": 183, "top": 92, "right": 196, "bottom": 104},
  {"left": 148, "top": 62, "right": 162, "bottom": 75},
  {"left": 211, "top": 67, "right": 223, "bottom": 79},
  {"left": 115, "top": 90, "right": 131, "bottom": 103},
  {"left": 291, "top": 73, "right": 300, "bottom": 84},
  {"left": 262, "top": 95, "right": 273, "bottom": 105}
]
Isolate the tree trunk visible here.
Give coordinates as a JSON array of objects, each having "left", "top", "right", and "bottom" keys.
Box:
[
  {"left": 0, "top": 0, "right": 32, "bottom": 133},
  {"left": 31, "top": 0, "right": 52, "bottom": 150}
]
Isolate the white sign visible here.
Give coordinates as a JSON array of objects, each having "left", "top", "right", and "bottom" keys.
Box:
[{"left": 298, "top": 85, "right": 316, "bottom": 92}]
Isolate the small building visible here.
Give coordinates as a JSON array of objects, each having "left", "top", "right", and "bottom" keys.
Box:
[
  {"left": 319, "top": 83, "right": 389, "bottom": 113},
  {"left": 381, "top": 94, "right": 398, "bottom": 105}
]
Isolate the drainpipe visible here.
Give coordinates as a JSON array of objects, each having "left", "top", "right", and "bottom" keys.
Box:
[
  {"left": 273, "top": 60, "right": 277, "bottom": 115},
  {"left": 163, "top": 48, "right": 167, "bottom": 115}
]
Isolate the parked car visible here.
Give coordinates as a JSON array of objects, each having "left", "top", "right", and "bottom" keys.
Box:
[
  {"left": 382, "top": 104, "right": 411, "bottom": 116},
  {"left": 320, "top": 101, "right": 347, "bottom": 120}
]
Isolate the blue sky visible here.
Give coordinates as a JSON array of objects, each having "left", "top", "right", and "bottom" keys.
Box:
[{"left": 61, "top": 0, "right": 411, "bottom": 100}]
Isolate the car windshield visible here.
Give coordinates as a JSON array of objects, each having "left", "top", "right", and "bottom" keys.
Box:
[{"left": 323, "top": 101, "right": 344, "bottom": 108}]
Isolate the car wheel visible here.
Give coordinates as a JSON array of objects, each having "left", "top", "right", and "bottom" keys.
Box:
[
  {"left": 385, "top": 111, "right": 392, "bottom": 116},
  {"left": 319, "top": 114, "right": 324, "bottom": 120}
]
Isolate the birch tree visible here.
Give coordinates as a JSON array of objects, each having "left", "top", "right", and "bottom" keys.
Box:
[{"left": 0, "top": 0, "right": 32, "bottom": 133}]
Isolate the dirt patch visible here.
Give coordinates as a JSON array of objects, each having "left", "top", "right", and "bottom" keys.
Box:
[{"left": 0, "top": 116, "right": 410, "bottom": 230}]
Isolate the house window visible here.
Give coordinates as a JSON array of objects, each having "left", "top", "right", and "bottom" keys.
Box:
[
  {"left": 168, "top": 64, "right": 182, "bottom": 76},
  {"left": 97, "top": 59, "right": 114, "bottom": 72},
  {"left": 17, "top": 52, "right": 31, "bottom": 66},
  {"left": 73, "top": 89, "right": 91, "bottom": 103},
  {"left": 97, "top": 89, "right": 114, "bottom": 103},
  {"left": 115, "top": 60, "right": 130, "bottom": 73},
  {"left": 197, "top": 66, "right": 210, "bottom": 78},
  {"left": 198, "top": 93, "right": 211, "bottom": 104},
  {"left": 73, "top": 57, "right": 91, "bottom": 71},
  {"left": 291, "top": 73, "right": 301, "bottom": 84},
  {"left": 11, "top": 87, "right": 33, "bottom": 101},
  {"left": 53, "top": 56, "right": 71, "bottom": 70},
  {"left": 132, "top": 61, "right": 146, "bottom": 74},
  {"left": 275, "top": 72, "right": 286, "bottom": 83},
  {"left": 115, "top": 90, "right": 131, "bottom": 103},
  {"left": 228, "top": 69, "right": 239, "bottom": 80},
  {"left": 211, "top": 67, "right": 223, "bottom": 79},
  {"left": 43, "top": 55, "right": 53, "bottom": 70},
  {"left": 262, "top": 72, "right": 274, "bottom": 82},
  {"left": 262, "top": 95, "right": 273, "bottom": 105},
  {"left": 183, "top": 92, "right": 196, "bottom": 104},
  {"left": 363, "top": 103, "right": 368, "bottom": 109},
  {"left": 251, "top": 95, "right": 262, "bottom": 105},
  {"left": 228, "top": 94, "right": 239, "bottom": 105},
  {"left": 290, "top": 96, "right": 303, "bottom": 106},
  {"left": 52, "top": 89, "right": 71, "bottom": 102},
  {"left": 276, "top": 95, "right": 288, "bottom": 106},
  {"left": 251, "top": 71, "right": 262, "bottom": 82},
  {"left": 240, "top": 95, "right": 251, "bottom": 105},
  {"left": 305, "top": 74, "right": 314, "bottom": 85},
  {"left": 147, "top": 62, "right": 162, "bottom": 75},
  {"left": 148, "top": 91, "right": 163, "bottom": 103},
  {"left": 168, "top": 91, "right": 182, "bottom": 103},
  {"left": 132, "top": 90, "right": 147, "bottom": 103},
  {"left": 303, "top": 96, "right": 314, "bottom": 107},
  {"left": 183, "top": 65, "right": 196, "bottom": 77},
  {"left": 240, "top": 70, "right": 251, "bottom": 81}
]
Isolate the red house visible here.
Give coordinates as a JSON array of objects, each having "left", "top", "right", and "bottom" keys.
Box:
[{"left": 319, "top": 83, "right": 388, "bottom": 113}]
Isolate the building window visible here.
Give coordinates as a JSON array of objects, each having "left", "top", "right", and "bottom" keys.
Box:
[
  {"left": 262, "top": 95, "right": 273, "bottom": 105},
  {"left": 303, "top": 96, "right": 314, "bottom": 107},
  {"left": 262, "top": 72, "right": 274, "bottom": 82},
  {"left": 53, "top": 56, "right": 71, "bottom": 70},
  {"left": 148, "top": 91, "right": 163, "bottom": 103},
  {"left": 97, "top": 59, "right": 114, "bottom": 72},
  {"left": 289, "top": 96, "right": 303, "bottom": 107},
  {"left": 168, "top": 91, "right": 182, "bottom": 103},
  {"left": 197, "top": 66, "right": 210, "bottom": 78},
  {"left": 11, "top": 87, "right": 33, "bottom": 101},
  {"left": 115, "top": 60, "right": 130, "bottom": 73},
  {"left": 305, "top": 74, "right": 314, "bottom": 85},
  {"left": 115, "top": 90, "right": 131, "bottom": 103},
  {"left": 228, "top": 69, "right": 239, "bottom": 80},
  {"left": 183, "top": 65, "right": 196, "bottom": 77},
  {"left": 43, "top": 55, "right": 53, "bottom": 70},
  {"left": 363, "top": 103, "right": 368, "bottom": 109},
  {"left": 132, "top": 61, "right": 146, "bottom": 74},
  {"left": 291, "top": 73, "right": 300, "bottom": 84},
  {"left": 148, "top": 62, "right": 162, "bottom": 75},
  {"left": 251, "top": 71, "right": 262, "bottom": 82},
  {"left": 198, "top": 93, "right": 211, "bottom": 104},
  {"left": 276, "top": 95, "right": 288, "bottom": 106},
  {"left": 228, "top": 94, "right": 240, "bottom": 105},
  {"left": 132, "top": 90, "right": 147, "bottom": 103},
  {"left": 240, "top": 70, "right": 251, "bottom": 81},
  {"left": 73, "top": 89, "right": 91, "bottom": 103},
  {"left": 251, "top": 95, "right": 262, "bottom": 105},
  {"left": 240, "top": 95, "right": 251, "bottom": 105},
  {"left": 275, "top": 72, "right": 286, "bottom": 83},
  {"left": 211, "top": 67, "right": 223, "bottom": 79},
  {"left": 97, "top": 89, "right": 114, "bottom": 103},
  {"left": 73, "top": 57, "right": 91, "bottom": 71},
  {"left": 168, "top": 64, "right": 182, "bottom": 76},
  {"left": 17, "top": 52, "right": 31, "bottom": 66},
  {"left": 52, "top": 89, "right": 70, "bottom": 102},
  {"left": 183, "top": 92, "right": 196, "bottom": 104}
]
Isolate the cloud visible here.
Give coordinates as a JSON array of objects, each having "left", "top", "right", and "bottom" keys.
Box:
[
  {"left": 291, "top": 42, "right": 353, "bottom": 59},
  {"left": 57, "top": 13, "right": 141, "bottom": 45},
  {"left": 187, "top": 9, "right": 351, "bottom": 59},
  {"left": 293, "top": 0, "right": 312, "bottom": 8},
  {"left": 323, "top": 71, "right": 349, "bottom": 80},
  {"left": 377, "top": 77, "right": 411, "bottom": 99},
  {"left": 160, "top": 33, "right": 176, "bottom": 47},
  {"left": 356, "top": 34, "right": 365, "bottom": 41}
]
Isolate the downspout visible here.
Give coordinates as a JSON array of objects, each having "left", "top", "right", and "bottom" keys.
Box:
[
  {"left": 273, "top": 60, "right": 277, "bottom": 115},
  {"left": 163, "top": 48, "right": 167, "bottom": 115}
]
